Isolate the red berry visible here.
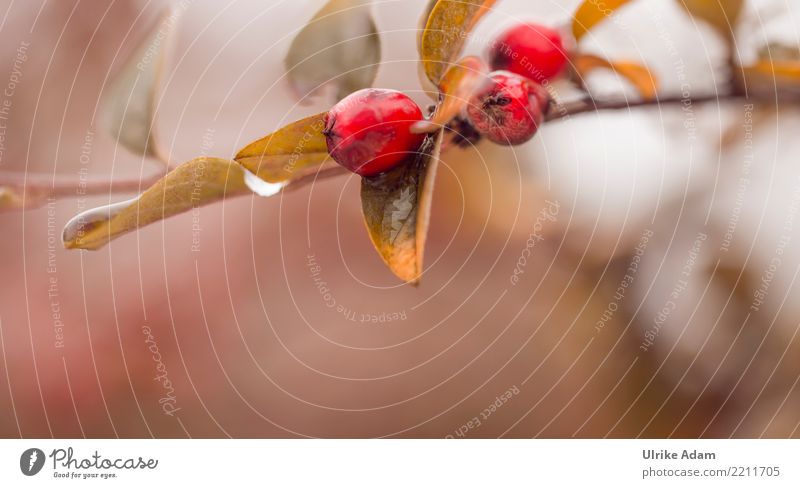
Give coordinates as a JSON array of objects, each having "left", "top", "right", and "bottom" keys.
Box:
[
  {"left": 323, "top": 88, "right": 426, "bottom": 177},
  {"left": 489, "top": 23, "right": 568, "bottom": 83},
  {"left": 466, "top": 71, "right": 550, "bottom": 146}
]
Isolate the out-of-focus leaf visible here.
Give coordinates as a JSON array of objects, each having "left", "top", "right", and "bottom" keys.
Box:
[
  {"left": 62, "top": 157, "right": 248, "bottom": 250},
  {"left": 413, "top": 56, "right": 487, "bottom": 133},
  {"left": 572, "top": 0, "right": 634, "bottom": 41},
  {"left": 678, "top": 0, "right": 744, "bottom": 40},
  {"left": 420, "top": 0, "right": 497, "bottom": 85},
  {"left": 736, "top": 60, "right": 800, "bottom": 97},
  {"left": 0, "top": 187, "right": 26, "bottom": 211},
  {"left": 234, "top": 113, "right": 331, "bottom": 183},
  {"left": 285, "top": 0, "right": 380, "bottom": 103},
  {"left": 102, "top": 8, "right": 174, "bottom": 162},
  {"left": 360, "top": 130, "right": 443, "bottom": 284},
  {"left": 573, "top": 54, "right": 658, "bottom": 99},
  {"left": 758, "top": 42, "right": 800, "bottom": 62},
  {"left": 0, "top": 185, "right": 51, "bottom": 212}
]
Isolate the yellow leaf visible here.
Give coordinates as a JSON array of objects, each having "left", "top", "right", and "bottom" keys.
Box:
[
  {"left": 285, "top": 0, "right": 380, "bottom": 102},
  {"left": 573, "top": 54, "right": 658, "bottom": 99},
  {"left": 678, "top": 0, "right": 744, "bottom": 40},
  {"left": 420, "top": 0, "right": 497, "bottom": 85},
  {"left": 736, "top": 60, "right": 800, "bottom": 97},
  {"left": 102, "top": 7, "right": 176, "bottom": 162},
  {"left": 417, "top": 0, "right": 439, "bottom": 52},
  {"left": 413, "top": 56, "right": 487, "bottom": 133},
  {"left": 360, "top": 130, "right": 443, "bottom": 284},
  {"left": 235, "top": 113, "right": 331, "bottom": 183},
  {"left": 62, "top": 157, "right": 248, "bottom": 250},
  {"left": 572, "top": 0, "right": 635, "bottom": 42}
]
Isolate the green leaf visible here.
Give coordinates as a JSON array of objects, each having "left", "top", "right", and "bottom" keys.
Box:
[
  {"left": 572, "top": 0, "right": 635, "bottom": 42},
  {"left": 419, "top": 0, "right": 497, "bottom": 85},
  {"left": 360, "top": 130, "right": 443, "bottom": 284},
  {"left": 102, "top": 7, "right": 175, "bottom": 162},
  {"left": 234, "top": 112, "right": 332, "bottom": 184},
  {"left": 62, "top": 157, "right": 248, "bottom": 250},
  {"left": 285, "top": 0, "right": 381, "bottom": 102}
]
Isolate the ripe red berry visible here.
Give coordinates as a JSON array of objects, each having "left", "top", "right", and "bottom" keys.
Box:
[
  {"left": 489, "top": 23, "right": 568, "bottom": 83},
  {"left": 323, "top": 88, "right": 426, "bottom": 177},
  {"left": 466, "top": 71, "right": 551, "bottom": 146}
]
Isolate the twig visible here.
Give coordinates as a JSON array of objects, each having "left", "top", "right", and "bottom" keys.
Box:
[
  {"left": 0, "top": 170, "right": 168, "bottom": 211},
  {"left": 546, "top": 92, "right": 751, "bottom": 122},
  {"left": 0, "top": 90, "right": 784, "bottom": 211},
  {"left": 0, "top": 171, "right": 166, "bottom": 196}
]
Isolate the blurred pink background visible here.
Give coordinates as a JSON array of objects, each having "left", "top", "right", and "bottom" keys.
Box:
[{"left": 1, "top": 0, "right": 799, "bottom": 438}]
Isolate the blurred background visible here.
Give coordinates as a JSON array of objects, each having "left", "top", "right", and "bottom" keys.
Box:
[{"left": 0, "top": 0, "right": 799, "bottom": 438}]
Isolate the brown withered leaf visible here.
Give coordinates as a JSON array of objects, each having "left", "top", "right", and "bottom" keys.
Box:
[
  {"left": 413, "top": 56, "right": 487, "bottom": 133},
  {"left": 62, "top": 157, "right": 248, "bottom": 250},
  {"left": 234, "top": 112, "right": 332, "bottom": 183},
  {"left": 360, "top": 130, "right": 443, "bottom": 284},
  {"left": 678, "top": 0, "right": 744, "bottom": 41},
  {"left": 285, "top": 0, "right": 380, "bottom": 103},
  {"left": 102, "top": 7, "right": 175, "bottom": 162},
  {"left": 573, "top": 54, "right": 658, "bottom": 99},
  {"left": 420, "top": 0, "right": 497, "bottom": 85},
  {"left": 572, "top": 0, "right": 635, "bottom": 42}
]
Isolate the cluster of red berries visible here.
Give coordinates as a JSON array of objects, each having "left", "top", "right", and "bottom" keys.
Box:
[{"left": 324, "top": 22, "right": 568, "bottom": 177}]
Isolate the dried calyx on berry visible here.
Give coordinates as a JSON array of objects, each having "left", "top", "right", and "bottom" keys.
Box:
[
  {"left": 324, "top": 88, "right": 426, "bottom": 177},
  {"left": 489, "top": 22, "right": 569, "bottom": 83},
  {"left": 466, "top": 71, "right": 552, "bottom": 146}
]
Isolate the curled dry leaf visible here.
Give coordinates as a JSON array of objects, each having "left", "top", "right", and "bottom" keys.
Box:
[
  {"left": 678, "top": 0, "right": 744, "bottom": 41},
  {"left": 572, "top": 0, "right": 634, "bottom": 42},
  {"left": 62, "top": 157, "right": 248, "bottom": 250},
  {"left": 419, "top": 0, "right": 497, "bottom": 85},
  {"left": 413, "top": 56, "right": 488, "bottom": 133},
  {"left": 573, "top": 54, "right": 658, "bottom": 99},
  {"left": 360, "top": 130, "right": 443, "bottom": 284},
  {"left": 235, "top": 112, "right": 333, "bottom": 185},
  {"left": 102, "top": 7, "right": 176, "bottom": 162},
  {"left": 285, "top": 0, "right": 381, "bottom": 103}
]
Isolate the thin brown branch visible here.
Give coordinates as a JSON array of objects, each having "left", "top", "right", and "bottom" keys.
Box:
[
  {"left": 546, "top": 92, "right": 751, "bottom": 122},
  {"left": 0, "top": 89, "right": 786, "bottom": 212},
  {"left": 0, "top": 170, "right": 167, "bottom": 211}
]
